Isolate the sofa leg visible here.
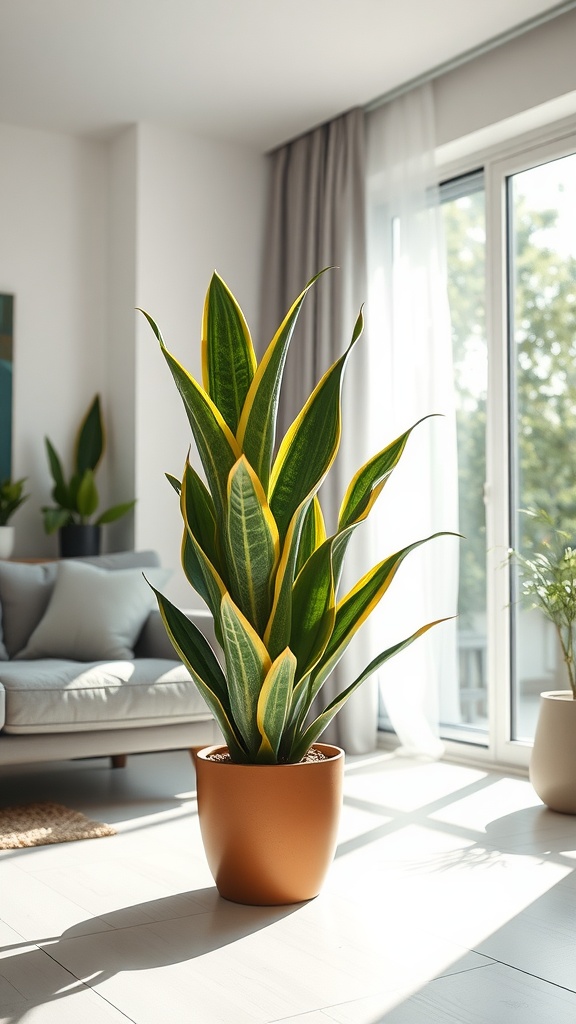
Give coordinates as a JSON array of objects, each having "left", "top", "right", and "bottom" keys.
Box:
[{"left": 111, "top": 755, "right": 127, "bottom": 769}]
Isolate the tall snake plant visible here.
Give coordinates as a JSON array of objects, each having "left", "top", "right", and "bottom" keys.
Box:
[{"left": 141, "top": 272, "right": 453, "bottom": 764}]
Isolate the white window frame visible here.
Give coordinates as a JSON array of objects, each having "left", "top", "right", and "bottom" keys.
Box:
[{"left": 433, "top": 114, "right": 576, "bottom": 771}]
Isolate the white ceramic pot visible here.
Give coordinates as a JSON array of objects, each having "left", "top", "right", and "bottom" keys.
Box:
[
  {"left": 529, "top": 690, "right": 576, "bottom": 814},
  {"left": 0, "top": 525, "right": 15, "bottom": 559}
]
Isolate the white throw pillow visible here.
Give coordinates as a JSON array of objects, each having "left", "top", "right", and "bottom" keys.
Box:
[{"left": 16, "top": 561, "right": 171, "bottom": 662}]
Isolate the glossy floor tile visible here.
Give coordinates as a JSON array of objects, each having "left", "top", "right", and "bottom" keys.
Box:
[{"left": 1, "top": 749, "right": 575, "bottom": 1022}]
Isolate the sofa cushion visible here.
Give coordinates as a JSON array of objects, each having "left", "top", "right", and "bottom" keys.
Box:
[
  {"left": 16, "top": 561, "right": 170, "bottom": 662},
  {"left": 0, "top": 659, "right": 210, "bottom": 733},
  {"left": 0, "top": 551, "right": 161, "bottom": 659}
]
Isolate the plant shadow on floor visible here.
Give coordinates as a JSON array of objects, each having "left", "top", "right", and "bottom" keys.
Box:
[{"left": 0, "top": 888, "right": 303, "bottom": 1023}]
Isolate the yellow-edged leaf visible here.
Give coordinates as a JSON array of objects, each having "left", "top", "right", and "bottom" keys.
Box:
[
  {"left": 201, "top": 273, "right": 256, "bottom": 434},
  {"left": 289, "top": 619, "right": 451, "bottom": 762},
  {"left": 181, "top": 458, "right": 221, "bottom": 575},
  {"left": 290, "top": 538, "right": 335, "bottom": 680},
  {"left": 256, "top": 647, "right": 297, "bottom": 763},
  {"left": 306, "top": 533, "right": 458, "bottom": 707},
  {"left": 148, "top": 581, "right": 249, "bottom": 762},
  {"left": 339, "top": 415, "right": 438, "bottom": 530},
  {"left": 264, "top": 495, "right": 314, "bottom": 660},
  {"left": 225, "top": 456, "right": 280, "bottom": 633},
  {"left": 237, "top": 270, "right": 328, "bottom": 492},
  {"left": 269, "top": 309, "right": 363, "bottom": 540},
  {"left": 139, "top": 308, "right": 240, "bottom": 519},
  {"left": 220, "top": 594, "right": 272, "bottom": 757},
  {"left": 295, "top": 496, "right": 326, "bottom": 577},
  {"left": 180, "top": 476, "right": 227, "bottom": 623}
]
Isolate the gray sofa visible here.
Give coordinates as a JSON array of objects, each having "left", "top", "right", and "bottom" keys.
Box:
[{"left": 0, "top": 550, "right": 220, "bottom": 767}]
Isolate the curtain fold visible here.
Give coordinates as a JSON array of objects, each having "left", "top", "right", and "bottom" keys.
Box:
[
  {"left": 260, "top": 108, "right": 378, "bottom": 753},
  {"left": 261, "top": 90, "right": 459, "bottom": 758},
  {"left": 366, "top": 85, "right": 459, "bottom": 758}
]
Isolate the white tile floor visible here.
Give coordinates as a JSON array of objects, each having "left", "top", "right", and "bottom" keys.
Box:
[{"left": 1, "top": 748, "right": 576, "bottom": 1023}]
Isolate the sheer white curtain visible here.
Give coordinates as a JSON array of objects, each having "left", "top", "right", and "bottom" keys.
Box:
[{"left": 366, "top": 84, "right": 460, "bottom": 758}]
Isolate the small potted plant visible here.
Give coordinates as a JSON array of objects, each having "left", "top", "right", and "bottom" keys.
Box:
[
  {"left": 142, "top": 270, "right": 456, "bottom": 905},
  {"left": 0, "top": 476, "right": 29, "bottom": 558},
  {"left": 511, "top": 508, "right": 576, "bottom": 813},
  {"left": 41, "top": 394, "right": 136, "bottom": 557}
]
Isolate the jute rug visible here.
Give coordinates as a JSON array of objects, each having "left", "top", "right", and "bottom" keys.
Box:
[{"left": 0, "top": 802, "right": 117, "bottom": 849}]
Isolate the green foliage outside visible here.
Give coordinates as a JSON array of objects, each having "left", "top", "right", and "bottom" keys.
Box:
[{"left": 443, "top": 177, "right": 576, "bottom": 627}]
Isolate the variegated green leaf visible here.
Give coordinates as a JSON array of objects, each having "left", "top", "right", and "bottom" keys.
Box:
[
  {"left": 202, "top": 273, "right": 256, "bottom": 434},
  {"left": 225, "top": 456, "right": 280, "bottom": 634},
  {"left": 306, "top": 533, "right": 456, "bottom": 708},
  {"left": 166, "top": 472, "right": 181, "bottom": 495},
  {"left": 220, "top": 594, "right": 272, "bottom": 757},
  {"left": 139, "top": 308, "right": 240, "bottom": 520},
  {"left": 269, "top": 309, "right": 364, "bottom": 540},
  {"left": 264, "top": 495, "right": 314, "bottom": 660},
  {"left": 289, "top": 619, "right": 450, "bottom": 763},
  {"left": 148, "top": 582, "right": 249, "bottom": 763},
  {"left": 237, "top": 270, "right": 327, "bottom": 493},
  {"left": 180, "top": 477, "right": 227, "bottom": 626},
  {"left": 295, "top": 496, "right": 326, "bottom": 577},
  {"left": 290, "top": 539, "right": 335, "bottom": 681},
  {"left": 339, "top": 415, "right": 437, "bottom": 530},
  {"left": 182, "top": 458, "right": 221, "bottom": 575},
  {"left": 256, "top": 648, "right": 297, "bottom": 763}
]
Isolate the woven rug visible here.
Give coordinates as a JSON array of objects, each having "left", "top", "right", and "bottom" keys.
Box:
[{"left": 0, "top": 802, "right": 117, "bottom": 849}]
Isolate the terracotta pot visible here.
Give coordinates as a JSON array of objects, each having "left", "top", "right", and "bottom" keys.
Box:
[
  {"left": 529, "top": 690, "right": 576, "bottom": 814},
  {"left": 193, "top": 742, "right": 344, "bottom": 905}
]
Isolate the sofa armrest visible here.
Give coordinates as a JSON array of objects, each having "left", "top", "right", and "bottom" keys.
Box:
[{"left": 135, "top": 608, "right": 217, "bottom": 659}]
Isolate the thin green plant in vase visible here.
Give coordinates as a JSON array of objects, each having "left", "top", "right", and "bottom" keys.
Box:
[
  {"left": 514, "top": 508, "right": 576, "bottom": 814},
  {"left": 511, "top": 507, "right": 576, "bottom": 698}
]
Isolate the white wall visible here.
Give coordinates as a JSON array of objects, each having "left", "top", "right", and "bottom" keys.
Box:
[
  {"left": 133, "top": 124, "right": 266, "bottom": 605},
  {"left": 0, "top": 123, "right": 109, "bottom": 558},
  {"left": 0, "top": 120, "right": 266, "bottom": 581}
]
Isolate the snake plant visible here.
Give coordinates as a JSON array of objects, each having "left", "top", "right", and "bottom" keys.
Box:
[{"left": 142, "top": 272, "right": 453, "bottom": 764}]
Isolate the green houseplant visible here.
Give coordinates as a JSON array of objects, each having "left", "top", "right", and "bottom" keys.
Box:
[
  {"left": 141, "top": 271, "right": 455, "bottom": 903},
  {"left": 41, "top": 394, "right": 136, "bottom": 557},
  {"left": 0, "top": 476, "right": 28, "bottom": 527},
  {"left": 512, "top": 508, "right": 576, "bottom": 813},
  {"left": 0, "top": 476, "right": 29, "bottom": 559},
  {"left": 512, "top": 508, "right": 576, "bottom": 697}
]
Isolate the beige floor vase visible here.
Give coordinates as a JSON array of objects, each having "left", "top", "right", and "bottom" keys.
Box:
[{"left": 529, "top": 691, "right": 576, "bottom": 814}]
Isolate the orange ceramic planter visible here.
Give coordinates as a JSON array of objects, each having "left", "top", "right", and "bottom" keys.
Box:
[{"left": 193, "top": 743, "right": 345, "bottom": 905}]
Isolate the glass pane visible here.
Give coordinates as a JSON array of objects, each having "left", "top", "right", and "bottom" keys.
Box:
[
  {"left": 509, "top": 152, "right": 576, "bottom": 741},
  {"left": 441, "top": 179, "right": 488, "bottom": 739}
]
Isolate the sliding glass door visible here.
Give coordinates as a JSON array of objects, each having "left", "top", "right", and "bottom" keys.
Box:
[
  {"left": 507, "top": 149, "right": 576, "bottom": 744},
  {"left": 376, "top": 124, "right": 576, "bottom": 767}
]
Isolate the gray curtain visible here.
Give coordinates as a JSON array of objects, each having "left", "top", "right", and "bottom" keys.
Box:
[{"left": 260, "top": 107, "right": 378, "bottom": 753}]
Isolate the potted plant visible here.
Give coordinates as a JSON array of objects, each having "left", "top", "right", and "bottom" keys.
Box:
[
  {"left": 0, "top": 476, "right": 29, "bottom": 558},
  {"left": 512, "top": 508, "right": 576, "bottom": 813},
  {"left": 41, "top": 394, "right": 136, "bottom": 557},
  {"left": 142, "top": 271, "right": 455, "bottom": 904}
]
